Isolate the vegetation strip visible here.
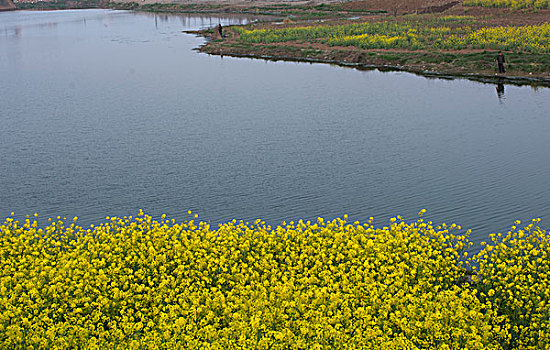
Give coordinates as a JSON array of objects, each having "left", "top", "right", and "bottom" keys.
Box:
[
  {"left": 234, "top": 19, "right": 550, "bottom": 53},
  {"left": 463, "top": 0, "right": 550, "bottom": 10},
  {"left": 198, "top": 13, "right": 550, "bottom": 83},
  {"left": 1, "top": 212, "right": 549, "bottom": 348}
]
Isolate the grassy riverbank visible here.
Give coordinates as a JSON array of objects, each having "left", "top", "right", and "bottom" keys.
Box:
[
  {"left": 196, "top": 10, "right": 550, "bottom": 83},
  {"left": 13, "top": 0, "right": 550, "bottom": 83},
  {"left": 1, "top": 212, "right": 549, "bottom": 348},
  {"left": 105, "top": 0, "right": 550, "bottom": 82},
  {"left": 107, "top": 1, "right": 385, "bottom": 17}
]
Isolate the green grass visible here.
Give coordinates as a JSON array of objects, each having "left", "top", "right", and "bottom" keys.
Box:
[{"left": 235, "top": 19, "right": 550, "bottom": 54}]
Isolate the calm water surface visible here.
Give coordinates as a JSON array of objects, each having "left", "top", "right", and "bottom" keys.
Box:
[{"left": 2, "top": 10, "right": 550, "bottom": 248}]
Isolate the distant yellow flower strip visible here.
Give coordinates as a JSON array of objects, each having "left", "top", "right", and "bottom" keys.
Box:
[
  {"left": 443, "top": 24, "right": 550, "bottom": 53},
  {"left": 237, "top": 19, "right": 550, "bottom": 53},
  {"left": 0, "top": 213, "right": 548, "bottom": 349},
  {"left": 463, "top": 0, "right": 550, "bottom": 10},
  {"left": 236, "top": 22, "right": 416, "bottom": 44},
  {"left": 328, "top": 32, "right": 423, "bottom": 50}
]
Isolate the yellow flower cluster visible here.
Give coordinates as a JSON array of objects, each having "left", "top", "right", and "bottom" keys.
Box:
[
  {"left": 443, "top": 23, "right": 550, "bottom": 53},
  {"left": 463, "top": 0, "right": 550, "bottom": 10},
  {"left": 236, "top": 19, "right": 550, "bottom": 53},
  {"left": 473, "top": 219, "right": 550, "bottom": 349},
  {"left": 328, "top": 33, "right": 420, "bottom": 50},
  {"left": 1, "top": 212, "right": 548, "bottom": 349}
]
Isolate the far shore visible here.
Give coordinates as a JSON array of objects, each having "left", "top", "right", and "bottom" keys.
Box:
[
  {"left": 183, "top": 2, "right": 550, "bottom": 87},
  {"left": 11, "top": 0, "right": 550, "bottom": 86},
  {"left": 111, "top": 0, "right": 550, "bottom": 86},
  {"left": 193, "top": 28, "right": 550, "bottom": 87}
]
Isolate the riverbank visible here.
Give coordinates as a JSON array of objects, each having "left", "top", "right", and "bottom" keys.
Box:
[
  {"left": 13, "top": 0, "right": 550, "bottom": 84},
  {"left": 198, "top": 34, "right": 550, "bottom": 86},
  {"left": 190, "top": 8, "right": 550, "bottom": 85}
]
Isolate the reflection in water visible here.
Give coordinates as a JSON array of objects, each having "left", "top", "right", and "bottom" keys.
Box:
[
  {"left": 14, "top": 25, "right": 21, "bottom": 38},
  {"left": 496, "top": 79, "right": 505, "bottom": 100},
  {"left": 0, "top": 10, "right": 258, "bottom": 41},
  {"left": 39, "top": 22, "right": 57, "bottom": 31}
]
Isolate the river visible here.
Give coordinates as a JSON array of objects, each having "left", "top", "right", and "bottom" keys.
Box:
[{"left": 1, "top": 9, "right": 549, "bottom": 248}]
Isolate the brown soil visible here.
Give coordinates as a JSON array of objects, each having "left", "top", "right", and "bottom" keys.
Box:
[
  {"left": 342, "top": 0, "right": 459, "bottom": 15},
  {"left": 109, "top": 0, "right": 550, "bottom": 26},
  {"left": 342, "top": 0, "right": 550, "bottom": 25}
]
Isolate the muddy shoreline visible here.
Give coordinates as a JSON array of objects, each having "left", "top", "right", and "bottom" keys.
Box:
[
  {"left": 192, "top": 29, "right": 550, "bottom": 88},
  {"left": 199, "top": 44, "right": 550, "bottom": 88}
]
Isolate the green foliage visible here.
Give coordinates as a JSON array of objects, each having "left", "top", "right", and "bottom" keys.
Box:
[
  {"left": 1, "top": 213, "right": 549, "bottom": 349},
  {"left": 236, "top": 19, "right": 550, "bottom": 54},
  {"left": 473, "top": 220, "right": 550, "bottom": 349}
]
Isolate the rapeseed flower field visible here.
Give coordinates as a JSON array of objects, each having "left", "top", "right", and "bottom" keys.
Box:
[
  {"left": 236, "top": 19, "right": 550, "bottom": 53},
  {"left": 463, "top": 0, "right": 550, "bottom": 10},
  {"left": 1, "top": 211, "right": 549, "bottom": 349}
]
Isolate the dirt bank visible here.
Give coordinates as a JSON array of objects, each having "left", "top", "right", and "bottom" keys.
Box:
[
  {"left": 188, "top": 5, "right": 550, "bottom": 86},
  {"left": 197, "top": 34, "right": 550, "bottom": 86}
]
